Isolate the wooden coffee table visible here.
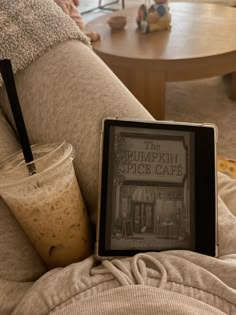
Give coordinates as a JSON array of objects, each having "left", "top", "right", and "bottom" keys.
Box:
[{"left": 86, "top": 2, "right": 236, "bottom": 119}]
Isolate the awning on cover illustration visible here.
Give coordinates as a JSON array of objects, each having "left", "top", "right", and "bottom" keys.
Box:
[{"left": 132, "top": 186, "right": 155, "bottom": 203}]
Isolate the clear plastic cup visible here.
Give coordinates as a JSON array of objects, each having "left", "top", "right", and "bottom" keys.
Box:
[{"left": 0, "top": 142, "right": 92, "bottom": 268}]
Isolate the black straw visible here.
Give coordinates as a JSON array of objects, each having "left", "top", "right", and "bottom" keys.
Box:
[{"left": 0, "top": 59, "right": 36, "bottom": 175}]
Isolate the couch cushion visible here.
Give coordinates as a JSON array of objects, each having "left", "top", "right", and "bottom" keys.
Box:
[
  {"left": 0, "top": 107, "right": 47, "bottom": 282},
  {"left": 217, "top": 172, "right": 236, "bottom": 256},
  {"left": 218, "top": 171, "right": 236, "bottom": 213},
  {"left": 0, "top": 107, "right": 20, "bottom": 164}
]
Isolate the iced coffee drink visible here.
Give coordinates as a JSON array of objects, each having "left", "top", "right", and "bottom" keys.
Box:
[{"left": 0, "top": 142, "right": 92, "bottom": 268}]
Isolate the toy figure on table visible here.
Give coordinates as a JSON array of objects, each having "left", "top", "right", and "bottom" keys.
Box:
[{"left": 137, "top": 0, "right": 171, "bottom": 33}]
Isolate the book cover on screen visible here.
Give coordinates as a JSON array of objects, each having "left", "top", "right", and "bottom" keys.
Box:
[{"left": 104, "top": 125, "right": 195, "bottom": 252}]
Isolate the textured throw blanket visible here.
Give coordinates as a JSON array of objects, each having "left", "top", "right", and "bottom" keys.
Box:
[{"left": 0, "top": 0, "right": 91, "bottom": 87}]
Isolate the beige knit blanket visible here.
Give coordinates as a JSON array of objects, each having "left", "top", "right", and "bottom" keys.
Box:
[{"left": 0, "top": 0, "right": 91, "bottom": 87}]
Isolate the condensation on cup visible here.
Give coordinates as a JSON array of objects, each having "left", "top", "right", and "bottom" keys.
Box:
[{"left": 0, "top": 142, "right": 92, "bottom": 268}]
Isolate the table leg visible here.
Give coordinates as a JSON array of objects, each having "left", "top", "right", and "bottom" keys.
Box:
[
  {"left": 230, "top": 71, "right": 236, "bottom": 100},
  {"left": 112, "top": 68, "right": 166, "bottom": 120},
  {"left": 147, "top": 71, "right": 166, "bottom": 120}
]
